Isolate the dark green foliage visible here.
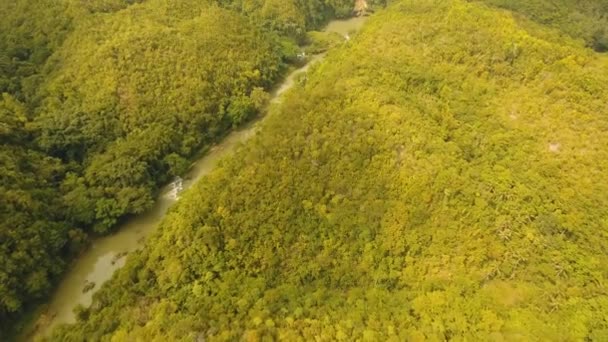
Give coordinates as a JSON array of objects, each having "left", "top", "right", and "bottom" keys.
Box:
[
  {"left": 0, "top": 94, "right": 69, "bottom": 323},
  {"left": 33, "top": 4, "right": 284, "bottom": 232},
  {"left": 217, "top": 0, "right": 388, "bottom": 38},
  {"left": 0, "top": 0, "right": 72, "bottom": 98},
  {"left": 592, "top": 28, "right": 608, "bottom": 52},
  {"left": 0, "top": 0, "right": 359, "bottom": 335},
  {"left": 47, "top": 1, "right": 608, "bottom": 340}
]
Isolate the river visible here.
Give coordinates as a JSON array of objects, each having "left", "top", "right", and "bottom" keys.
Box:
[{"left": 22, "top": 15, "right": 367, "bottom": 341}]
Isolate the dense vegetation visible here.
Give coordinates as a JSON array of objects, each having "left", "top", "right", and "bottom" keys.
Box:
[
  {"left": 482, "top": 0, "right": 608, "bottom": 52},
  {"left": 1, "top": 0, "right": 388, "bottom": 335},
  {"left": 45, "top": 0, "right": 608, "bottom": 340}
]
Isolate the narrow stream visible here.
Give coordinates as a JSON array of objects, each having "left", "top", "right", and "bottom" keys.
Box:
[{"left": 24, "top": 16, "right": 367, "bottom": 341}]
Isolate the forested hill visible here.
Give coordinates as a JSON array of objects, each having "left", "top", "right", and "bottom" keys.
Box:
[
  {"left": 1, "top": 0, "right": 388, "bottom": 336},
  {"left": 48, "top": 0, "right": 608, "bottom": 340},
  {"left": 483, "top": 0, "right": 608, "bottom": 52}
]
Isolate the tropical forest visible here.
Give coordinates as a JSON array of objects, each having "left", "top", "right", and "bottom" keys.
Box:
[{"left": 1, "top": 0, "right": 607, "bottom": 341}]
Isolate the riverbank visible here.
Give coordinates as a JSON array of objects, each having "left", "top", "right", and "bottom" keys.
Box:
[{"left": 18, "top": 15, "right": 368, "bottom": 341}]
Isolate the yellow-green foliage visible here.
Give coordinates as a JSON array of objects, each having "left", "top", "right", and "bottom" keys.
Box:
[
  {"left": 482, "top": 0, "right": 608, "bottom": 52},
  {"left": 0, "top": 0, "right": 358, "bottom": 334},
  {"left": 49, "top": 0, "right": 608, "bottom": 340},
  {"left": 33, "top": 2, "right": 283, "bottom": 231},
  {"left": 0, "top": 0, "right": 147, "bottom": 97},
  {"left": 304, "top": 31, "right": 346, "bottom": 54}
]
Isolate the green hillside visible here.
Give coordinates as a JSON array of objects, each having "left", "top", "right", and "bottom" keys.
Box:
[
  {"left": 47, "top": 0, "right": 608, "bottom": 341},
  {"left": 32, "top": 2, "right": 284, "bottom": 232},
  {"left": 482, "top": 0, "right": 608, "bottom": 52},
  {"left": 1, "top": 0, "right": 369, "bottom": 335}
]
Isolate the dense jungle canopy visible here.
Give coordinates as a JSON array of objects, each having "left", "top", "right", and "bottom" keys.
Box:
[
  {"left": 1, "top": 0, "right": 608, "bottom": 340},
  {"left": 1, "top": 0, "right": 383, "bottom": 335}
]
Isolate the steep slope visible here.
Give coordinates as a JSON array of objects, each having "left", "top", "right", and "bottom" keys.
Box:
[
  {"left": 48, "top": 0, "right": 608, "bottom": 340},
  {"left": 0, "top": 0, "right": 146, "bottom": 99},
  {"left": 482, "top": 0, "right": 608, "bottom": 52},
  {"left": 33, "top": 2, "right": 283, "bottom": 232},
  {"left": 1, "top": 2, "right": 278, "bottom": 332},
  {"left": 1, "top": 0, "right": 369, "bottom": 336}
]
